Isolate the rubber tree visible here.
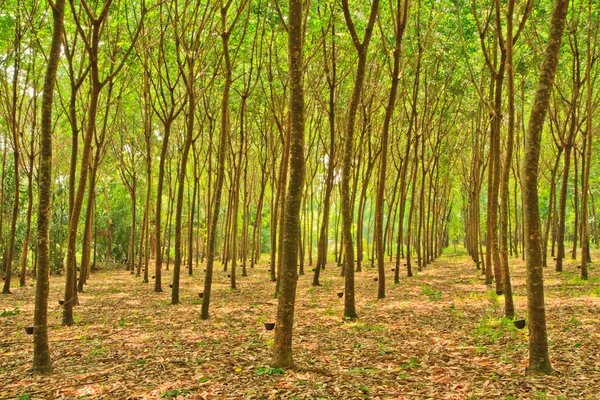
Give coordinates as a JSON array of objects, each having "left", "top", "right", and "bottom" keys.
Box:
[
  {"left": 521, "top": 0, "right": 568, "bottom": 376},
  {"left": 32, "top": 0, "right": 66, "bottom": 374},
  {"left": 339, "top": 0, "right": 380, "bottom": 320},
  {"left": 271, "top": 0, "right": 305, "bottom": 369}
]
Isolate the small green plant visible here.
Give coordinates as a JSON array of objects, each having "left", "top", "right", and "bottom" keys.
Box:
[
  {"left": 323, "top": 306, "right": 336, "bottom": 316},
  {"left": 421, "top": 285, "right": 442, "bottom": 301},
  {"left": 255, "top": 366, "right": 285, "bottom": 375},
  {"left": 377, "top": 342, "right": 393, "bottom": 355},
  {"left": 400, "top": 358, "right": 420, "bottom": 369},
  {"left": 160, "top": 389, "right": 190, "bottom": 398},
  {"left": 1, "top": 308, "right": 21, "bottom": 317},
  {"left": 533, "top": 391, "right": 548, "bottom": 400},
  {"left": 357, "top": 383, "right": 371, "bottom": 393},
  {"left": 16, "top": 395, "right": 31, "bottom": 400},
  {"left": 119, "top": 316, "right": 126, "bottom": 327},
  {"left": 90, "top": 345, "right": 108, "bottom": 357},
  {"left": 257, "top": 314, "right": 268, "bottom": 324},
  {"left": 346, "top": 368, "right": 378, "bottom": 374},
  {"left": 473, "top": 316, "right": 519, "bottom": 345},
  {"left": 486, "top": 289, "right": 500, "bottom": 307}
]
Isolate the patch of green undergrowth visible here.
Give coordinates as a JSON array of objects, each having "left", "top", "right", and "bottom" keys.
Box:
[
  {"left": 347, "top": 321, "right": 385, "bottom": 333},
  {"left": 323, "top": 306, "right": 336, "bottom": 316},
  {"left": 421, "top": 284, "right": 442, "bottom": 301},
  {"left": 357, "top": 383, "right": 371, "bottom": 393},
  {"left": 1, "top": 308, "right": 20, "bottom": 317},
  {"left": 486, "top": 289, "right": 500, "bottom": 307},
  {"left": 400, "top": 357, "right": 420, "bottom": 369},
  {"left": 346, "top": 368, "right": 378, "bottom": 374},
  {"left": 160, "top": 389, "right": 190, "bottom": 398},
  {"left": 255, "top": 366, "right": 285, "bottom": 375},
  {"left": 473, "top": 316, "right": 519, "bottom": 345}
]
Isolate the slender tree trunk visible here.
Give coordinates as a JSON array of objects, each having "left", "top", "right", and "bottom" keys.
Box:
[
  {"left": 340, "top": 0, "right": 379, "bottom": 320},
  {"left": 33, "top": 0, "right": 65, "bottom": 373},
  {"left": 19, "top": 164, "right": 34, "bottom": 287},
  {"left": 201, "top": 5, "right": 237, "bottom": 318},
  {"left": 571, "top": 151, "right": 579, "bottom": 260},
  {"left": 2, "top": 140, "right": 19, "bottom": 295},
  {"left": 79, "top": 166, "right": 96, "bottom": 292},
  {"left": 313, "top": 21, "right": 336, "bottom": 286},
  {"left": 580, "top": 1, "right": 593, "bottom": 279},
  {"left": 522, "top": 0, "right": 568, "bottom": 375},
  {"left": 172, "top": 80, "right": 195, "bottom": 304},
  {"left": 271, "top": 0, "right": 304, "bottom": 367},
  {"left": 499, "top": 0, "right": 516, "bottom": 317},
  {"left": 188, "top": 157, "right": 198, "bottom": 276},
  {"left": 556, "top": 145, "right": 572, "bottom": 272},
  {"left": 375, "top": 0, "right": 407, "bottom": 298}
]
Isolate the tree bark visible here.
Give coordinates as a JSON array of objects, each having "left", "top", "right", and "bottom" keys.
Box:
[
  {"left": 522, "top": 0, "right": 568, "bottom": 375},
  {"left": 271, "top": 0, "right": 304, "bottom": 368},
  {"left": 375, "top": 0, "right": 408, "bottom": 298},
  {"left": 33, "top": 0, "right": 66, "bottom": 374},
  {"left": 340, "top": 0, "right": 379, "bottom": 320}
]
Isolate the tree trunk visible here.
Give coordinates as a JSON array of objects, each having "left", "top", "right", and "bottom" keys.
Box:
[
  {"left": 522, "top": 0, "right": 568, "bottom": 375},
  {"left": 340, "top": 0, "right": 379, "bottom": 320},
  {"left": 201, "top": 4, "right": 239, "bottom": 318},
  {"left": 271, "top": 0, "right": 304, "bottom": 367},
  {"left": 19, "top": 161, "right": 34, "bottom": 287},
  {"left": 33, "top": 0, "right": 65, "bottom": 374},
  {"left": 580, "top": 1, "right": 593, "bottom": 279},
  {"left": 375, "top": 0, "right": 407, "bottom": 298},
  {"left": 499, "top": 0, "right": 517, "bottom": 318}
]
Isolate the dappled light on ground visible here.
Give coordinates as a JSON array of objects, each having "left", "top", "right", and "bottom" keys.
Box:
[{"left": 1, "top": 254, "right": 599, "bottom": 399}]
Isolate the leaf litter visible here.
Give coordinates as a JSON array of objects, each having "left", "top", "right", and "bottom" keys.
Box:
[{"left": 0, "top": 253, "right": 599, "bottom": 399}]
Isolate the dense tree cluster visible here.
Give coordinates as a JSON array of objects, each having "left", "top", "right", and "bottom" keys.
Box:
[{"left": 0, "top": 0, "right": 597, "bottom": 373}]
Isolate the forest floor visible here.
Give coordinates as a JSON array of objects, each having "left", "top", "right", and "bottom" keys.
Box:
[{"left": 1, "top": 251, "right": 599, "bottom": 399}]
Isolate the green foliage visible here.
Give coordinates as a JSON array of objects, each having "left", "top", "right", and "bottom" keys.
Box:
[
  {"left": 255, "top": 366, "right": 285, "bottom": 375},
  {"left": 1, "top": 308, "right": 21, "bottom": 317},
  {"left": 346, "top": 368, "right": 378, "bottom": 374},
  {"left": 357, "top": 383, "right": 371, "bottom": 393},
  {"left": 421, "top": 285, "right": 442, "bottom": 301},
  {"left": 486, "top": 289, "right": 500, "bottom": 307},
  {"left": 400, "top": 358, "right": 421, "bottom": 370},
  {"left": 160, "top": 389, "right": 190, "bottom": 398},
  {"left": 473, "top": 316, "right": 519, "bottom": 345}
]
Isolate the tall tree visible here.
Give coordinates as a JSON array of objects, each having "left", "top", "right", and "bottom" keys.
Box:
[
  {"left": 62, "top": 0, "right": 145, "bottom": 325},
  {"left": 522, "top": 0, "right": 568, "bottom": 376},
  {"left": 271, "top": 0, "right": 304, "bottom": 368},
  {"left": 374, "top": 0, "right": 409, "bottom": 299},
  {"left": 170, "top": 0, "right": 214, "bottom": 305},
  {"left": 579, "top": 0, "right": 594, "bottom": 280},
  {"left": 340, "top": 0, "right": 380, "bottom": 320},
  {"left": 32, "top": 0, "right": 66, "bottom": 374},
  {"left": 201, "top": 0, "right": 247, "bottom": 320}
]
